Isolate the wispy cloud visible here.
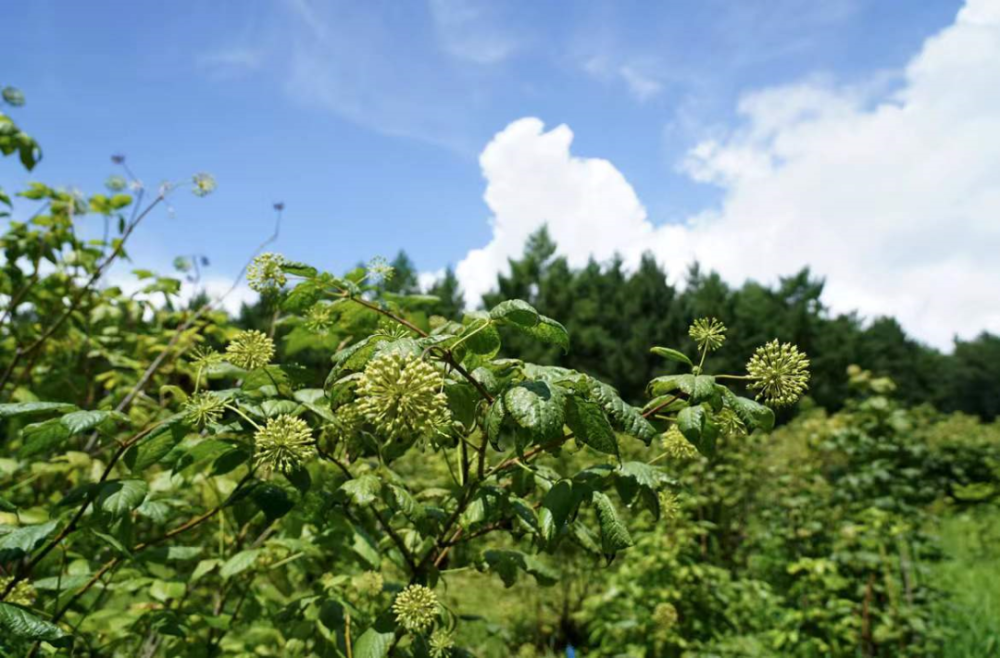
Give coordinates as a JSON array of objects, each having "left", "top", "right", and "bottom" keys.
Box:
[
  {"left": 196, "top": 48, "right": 263, "bottom": 78},
  {"left": 428, "top": 0, "right": 520, "bottom": 64}
]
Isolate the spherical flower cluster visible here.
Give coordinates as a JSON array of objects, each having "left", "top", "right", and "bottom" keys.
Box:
[
  {"left": 253, "top": 414, "right": 314, "bottom": 474},
  {"left": 716, "top": 407, "right": 746, "bottom": 438},
  {"left": 746, "top": 340, "right": 810, "bottom": 407},
  {"left": 190, "top": 345, "right": 224, "bottom": 369},
  {"left": 355, "top": 354, "right": 451, "bottom": 439},
  {"left": 0, "top": 577, "right": 36, "bottom": 606},
  {"left": 689, "top": 317, "right": 727, "bottom": 352},
  {"left": 105, "top": 175, "right": 127, "bottom": 192},
  {"left": 429, "top": 628, "right": 455, "bottom": 657},
  {"left": 247, "top": 252, "right": 288, "bottom": 293},
  {"left": 185, "top": 392, "right": 227, "bottom": 428},
  {"left": 366, "top": 256, "right": 395, "bottom": 284},
  {"left": 191, "top": 172, "right": 217, "bottom": 197},
  {"left": 392, "top": 584, "right": 438, "bottom": 633},
  {"left": 661, "top": 426, "right": 699, "bottom": 460},
  {"left": 651, "top": 602, "right": 678, "bottom": 630},
  {"left": 226, "top": 330, "right": 275, "bottom": 371},
  {"left": 658, "top": 491, "right": 681, "bottom": 521},
  {"left": 304, "top": 303, "right": 335, "bottom": 334},
  {"left": 352, "top": 571, "right": 385, "bottom": 599}
]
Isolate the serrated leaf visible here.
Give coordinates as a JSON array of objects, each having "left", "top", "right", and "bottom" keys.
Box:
[
  {"left": 353, "top": 614, "right": 396, "bottom": 658},
  {"left": 650, "top": 346, "right": 693, "bottom": 367},
  {"left": 483, "top": 549, "right": 558, "bottom": 588},
  {"left": 220, "top": 549, "right": 261, "bottom": 579},
  {"left": 722, "top": 389, "right": 775, "bottom": 432},
  {"left": 0, "top": 520, "right": 58, "bottom": 560},
  {"left": 591, "top": 491, "right": 633, "bottom": 557},
  {"left": 489, "top": 299, "right": 539, "bottom": 327},
  {"left": 340, "top": 475, "right": 382, "bottom": 506},
  {"left": 677, "top": 405, "right": 705, "bottom": 444},
  {"left": 565, "top": 396, "right": 618, "bottom": 457},
  {"left": 585, "top": 379, "right": 656, "bottom": 445},
  {"left": 504, "top": 381, "right": 566, "bottom": 445},
  {"left": 95, "top": 479, "right": 148, "bottom": 519},
  {"left": 0, "top": 602, "right": 70, "bottom": 646},
  {"left": 0, "top": 401, "right": 76, "bottom": 419},
  {"left": 519, "top": 315, "right": 570, "bottom": 353}
]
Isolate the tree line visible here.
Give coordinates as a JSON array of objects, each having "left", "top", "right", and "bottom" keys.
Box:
[{"left": 236, "top": 226, "right": 998, "bottom": 420}]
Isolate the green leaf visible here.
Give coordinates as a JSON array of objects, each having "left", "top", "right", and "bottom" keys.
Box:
[
  {"left": 0, "top": 520, "right": 58, "bottom": 560},
  {"left": 650, "top": 346, "right": 693, "bottom": 367},
  {"left": 483, "top": 549, "right": 558, "bottom": 588},
  {"left": 503, "top": 381, "right": 566, "bottom": 445},
  {"left": 484, "top": 397, "right": 506, "bottom": 450},
  {"left": 0, "top": 401, "right": 76, "bottom": 419},
  {"left": 585, "top": 379, "right": 656, "bottom": 445},
  {"left": 125, "top": 419, "right": 186, "bottom": 473},
  {"left": 0, "top": 496, "right": 16, "bottom": 513},
  {"left": 340, "top": 475, "right": 382, "bottom": 506},
  {"left": 95, "top": 480, "right": 149, "bottom": 519},
  {"left": 0, "top": 602, "right": 70, "bottom": 646},
  {"left": 677, "top": 405, "right": 705, "bottom": 445},
  {"left": 251, "top": 483, "right": 295, "bottom": 521},
  {"left": 722, "top": 389, "right": 775, "bottom": 432},
  {"left": 61, "top": 409, "right": 124, "bottom": 434},
  {"left": 592, "top": 491, "right": 633, "bottom": 557},
  {"left": 460, "top": 314, "right": 501, "bottom": 358},
  {"left": 519, "top": 315, "right": 570, "bottom": 353},
  {"left": 677, "top": 405, "right": 717, "bottom": 457},
  {"left": 489, "top": 299, "right": 540, "bottom": 327},
  {"left": 539, "top": 480, "right": 575, "bottom": 543},
  {"left": 353, "top": 614, "right": 396, "bottom": 658},
  {"left": 220, "top": 549, "right": 261, "bottom": 579},
  {"left": 565, "top": 396, "right": 618, "bottom": 457}
]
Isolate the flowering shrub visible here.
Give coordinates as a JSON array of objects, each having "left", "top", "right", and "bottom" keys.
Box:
[{"left": 0, "top": 87, "right": 813, "bottom": 656}]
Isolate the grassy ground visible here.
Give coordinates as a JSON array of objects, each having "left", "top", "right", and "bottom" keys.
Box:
[{"left": 932, "top": 508, "right": 1000, "bottom": 657}]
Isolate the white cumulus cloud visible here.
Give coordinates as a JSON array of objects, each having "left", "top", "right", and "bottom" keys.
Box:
[{"left": 455, "top": 0, "right": 1000, "bottom": 350}]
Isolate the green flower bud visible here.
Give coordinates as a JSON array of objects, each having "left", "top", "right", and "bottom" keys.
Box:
[
  {"left": 392, "top": 584, "right": 438, "bottom": 634},
  {"left": 226, "top": 330, "right": 275, "bottom": 371},
  {"left": 746, "top": 340, "right": 810, "bottom": 407},
  {"left": 689, "top": 317, "right": 726, "bottom": 352},
  {"left": 0, "top": 577, "right": 36, "bottom": 607},
  {"left": 247, "top": 252, "right": 288, "bottom": 293},
  {"left": 356, "top": 354, "right": 451, "bottom": 440},
  {"left": 184, "top": 392, "right": 226, "bottom": 428},
  {"left": 253, "top": 414, "right": 314, "bottom": 474}
]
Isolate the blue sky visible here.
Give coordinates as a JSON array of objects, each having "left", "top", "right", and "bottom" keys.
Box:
[{"left": 7, "top": 0, "right": 1000, "bottom": 349}]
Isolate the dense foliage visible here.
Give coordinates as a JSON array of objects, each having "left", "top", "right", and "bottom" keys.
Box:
[{"left": 2, "top": 87, "right": 999, "bottom": 658}]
